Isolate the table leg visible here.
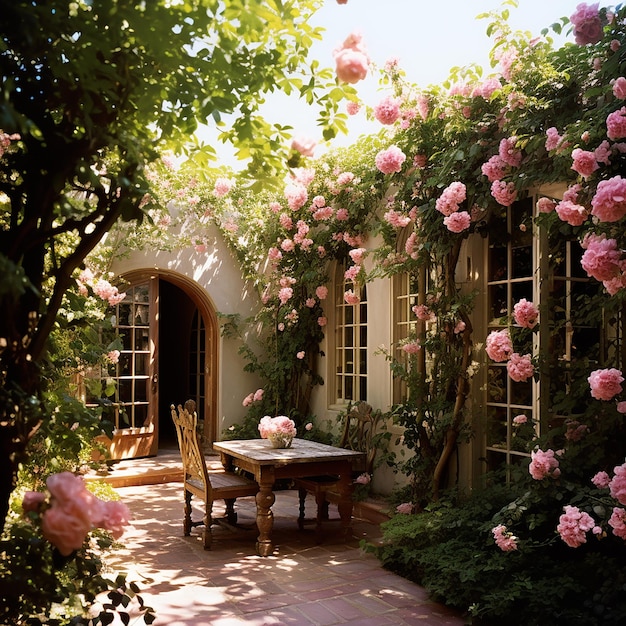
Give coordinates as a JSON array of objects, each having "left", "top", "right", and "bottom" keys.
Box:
[
  {"left": 336, "top": 464, "right": 354, "bottom": 540},
  {"left": 255, "top": 476, "right": 275, "bottom": 557}
]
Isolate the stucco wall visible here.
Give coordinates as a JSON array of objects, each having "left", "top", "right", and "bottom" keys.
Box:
[{"left": 110, "top": 221, "right": 263, "bottom": 434}]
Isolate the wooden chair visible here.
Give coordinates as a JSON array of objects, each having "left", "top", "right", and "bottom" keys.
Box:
[
  {"left": 295, "top": 401, "right": 377, "bottom": 535},
  {"left": 171, "top": 400, "right": 258, "bottom": 549}
]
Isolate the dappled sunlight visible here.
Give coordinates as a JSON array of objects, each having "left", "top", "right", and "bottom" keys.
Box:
[{"left": 102, "top": 481, "right": 464, "bottom": 624}]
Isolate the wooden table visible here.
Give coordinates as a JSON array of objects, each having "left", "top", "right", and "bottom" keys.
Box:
[{"left": 212, "top": 438, "right": 364, "bottom": 556}]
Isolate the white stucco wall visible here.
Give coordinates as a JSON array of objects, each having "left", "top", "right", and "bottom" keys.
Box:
[{"left": 110, "top": 221, "right": 263, "bottom": 433}]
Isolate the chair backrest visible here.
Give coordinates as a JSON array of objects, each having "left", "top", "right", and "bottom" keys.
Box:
[
  {"left": 338, "top": 401, "right": 377, "bottom": 475},
  {"left": 171, "top": 400, "right": 211, "bottom": 492}
]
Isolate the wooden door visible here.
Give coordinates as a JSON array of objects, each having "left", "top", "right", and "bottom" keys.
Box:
[{"left": 105, "top": 278, "right": 159, "bottom": 459}]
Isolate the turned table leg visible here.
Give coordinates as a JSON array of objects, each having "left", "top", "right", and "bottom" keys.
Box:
[{"left": 255, "top": 473, "right": 275, "bottom": 557}]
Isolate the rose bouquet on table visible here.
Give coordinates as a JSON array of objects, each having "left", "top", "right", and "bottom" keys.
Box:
[{"left": 258, "top": 415, "right": 297, "bottom": 448}]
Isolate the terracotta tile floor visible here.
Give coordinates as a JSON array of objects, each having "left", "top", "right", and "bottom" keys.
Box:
[{"left": 98, "top": 454, "right": 468, "bottom": 625}]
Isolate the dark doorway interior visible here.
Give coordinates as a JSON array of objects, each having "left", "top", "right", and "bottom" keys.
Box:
[{"left": 158, "top": 280, "right": 199, "bottom": 448}]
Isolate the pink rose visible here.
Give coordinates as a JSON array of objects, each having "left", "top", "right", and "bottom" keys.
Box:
[
  {"left": 537, "top": 197, "right": 556, "bottom": 213},
  {"left": 92, "top": 500, "right": 131, "bottom": 540},
  {"left": 485, "top": 329, "right": 513, "bottom": 362},
  {"left": 401, "top": 340, "right": 421, "bottom": 354},
  {"left": 555, "top": 200, "right": 588, "bottom": 226},
  {"left": 529, "top": 448, "right": 560, "bottom": 480},
  {"left": 588, "top": 368, "right": 624, "bottom": 400},
  {"left": 333, "top": 34, "right": 369, "bottom": 84},
  {"left": 396, "top": 502, "right": 413, "bottom": 515},
  {"left": 213, "top": 177, "right": 233, "bottom": 197},
  {"left": 291, "top": 135, "right": 316, "bottom": 157},
  {"left": 443, "top": 211, "right": 471, "bottom": 233},
  {"left": 22, "top": 491, "right": 46, "bottom": 514},
  {"left": 490, "top": 180, "right": 517, "bottom": 206},
  {"left": 571, "top": 148, "right": 599, "bottom": 178},
  {"left": 41, "top": 504, "right": 92, "bottom": 556},
  {"left": 481, "top": 155, "right": 509, "bottom": 182},
  {"left": 580, "top": 237, "right": 621, "bottom": 281},
  {"left": 613, "top": 77, "right": 626, "bottom": 99},
  {"left": 374, "top": 96, "right": 401, "bottom": 125},
  {"left": 610, "top": 463, "right": 626, "bottom": 505},
  {"left": 507, "top": 353, "right": 534, "bottom": 382},
  {"left": 591, "top": 175, "right": 626, "bottom": 222},
  {"left": 607, "top": 107, "right": 626, "bottom": 141},
  {"left": 492, "top": 524, "right": 518, "bottom": 552},
  {"left": 375, "top": 145, "right": 406, "bottom": 174},
  {"left": 557, "top": 505, "right": 595, "bottom": 548},
  {"left": 591, "top": 471, "right": 610, "bottom": 488},
  {"left": 608, "top": 507, "right": 626, "bottom": 540},
  {"left": 435, "top": 181, "right": 466, "bottom": 216},
  {"left": 570, "top": 2, "right": 604, "bottom": 45},
  {"left": 513, "top": 299, "right": 539, "bottom": 329}
]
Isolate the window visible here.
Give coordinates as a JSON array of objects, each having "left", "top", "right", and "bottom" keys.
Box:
[
  {"left": 333, "top": 262, "right": 367, "bottom": 403},
  {"left": 392, "top": 269, "right": 424, "bottom": 404},
  {"left": 485, "top": 195, "right": 610, "bottom": 477},
  {"left": 485, "top": 198, "right": 538, "bottom": 474}
]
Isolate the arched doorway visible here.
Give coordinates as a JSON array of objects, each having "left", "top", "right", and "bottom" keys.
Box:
[{"left": 101, "top": 270, "right": 218, "bottom": 459}]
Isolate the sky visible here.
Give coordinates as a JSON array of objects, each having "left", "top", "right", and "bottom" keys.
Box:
[{"left": 201, "top": 0, "right": 581, "bottom": 166}]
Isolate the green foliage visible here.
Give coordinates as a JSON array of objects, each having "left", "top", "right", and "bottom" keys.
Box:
[
  {"left": 0, "top": 517, "right": 155, "bottom": 625},
  {"left": 371, "top": 479, "right": 626, "bottom": 625}
]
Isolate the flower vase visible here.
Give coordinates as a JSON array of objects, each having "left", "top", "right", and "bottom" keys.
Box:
[{"left": 268, "top": 434, "right": 293, "bottom": 449}]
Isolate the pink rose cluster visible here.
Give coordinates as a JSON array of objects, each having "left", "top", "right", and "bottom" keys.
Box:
[
  {"left": 590, "top": 175, "right": 626, "bottom": 222},
  {"left": 77, "top": 268, "right": 126, "bottom": 307},
  {"left": 22, "top": 472, "right": 131, "bottom": 556},
  {"left": 373, "top": 96, "right": 401, "bottom": 125},
  {"left": 435, "top": 181, "right": 471, "bottom": 234},
  {"left": 588, "top": 367, "right": 624, "bottom": 401},
  {"left": 291, "top": 135, "right": 316, "bottom": 157},
  {"left": 609, "top": 507, "right": 626, "bottom": 540},
  {"left": 401, "top": 339, "right": 421, "bottom": 354},
  {"left": 242, "top": 388, "right": 264, "bottom": 407},
  {"left": 608, "top": 461, "right": 626, "bottom": 506},
  {"left": 580, "top": 235, "right": 623, "bottom": 292},
  {"left": 557, "top": 505, "right": 598, "bottom": 548},
  {"left": 375, "top": 145, "right": 406, "bottom": 175},
  {"left": 513, "top": 298, "right": 539, "bottom": 329},
  {"left": 492, "top": 524, "right": 518, "bottom": 552},
  {"left": 528, "top": 448, "right": 561, "bottom": 480},
  {"left": 490, "top": 180, "right": 518, "bottom": 207},
  {"left": 507, "top": 353, "right": 534, "bottom": 382},
  {"left": 555, "top": 199, "right": 588, "bottom": 226},
  {"left": 213, "top": 177, "right": 234, "bottom": 197},
  {"left": 606, "top": 107, "right": 626, "bottom": 141},
  {"left": 258, "top": 415, "right": 297, "bottom": 439},
  {"left": 485, "top": 329, "right": 513, "bottom": 362},
  {"left": 333, "top": 31, "right": 369, "bottom": 84},
  {"left": 570, "top": 2, "right": 604, "bottom": 46}
]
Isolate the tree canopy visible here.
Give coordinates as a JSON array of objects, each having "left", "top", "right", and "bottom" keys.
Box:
[{"left": 0, "top": 0, "right": 353, "bottom": 529}]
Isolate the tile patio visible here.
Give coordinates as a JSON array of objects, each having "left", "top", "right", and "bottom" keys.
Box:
[{"left": 95, "top": 452, "right": 468, "bottom": 625}]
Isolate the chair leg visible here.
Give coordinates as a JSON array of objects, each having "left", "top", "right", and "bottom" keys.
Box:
[
  {"left": 225, "top": 498, "right": 237, "bottom": 525},
  {"left": 314, "top": 490, "right": 328, "bottom": 542},
  {"left": 298, "top": 487, "right": 307, "bottom": 530},
  {"left": 202, "top": 501, "right": 213, "bottom": 550},
  {"left": 184, "top": 490, "right": 192, "bottom": 536}
]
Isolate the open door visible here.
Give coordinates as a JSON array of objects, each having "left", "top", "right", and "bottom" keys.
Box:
[{"left": 99, "top": 278, "right": 159, "bottom": 460}]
